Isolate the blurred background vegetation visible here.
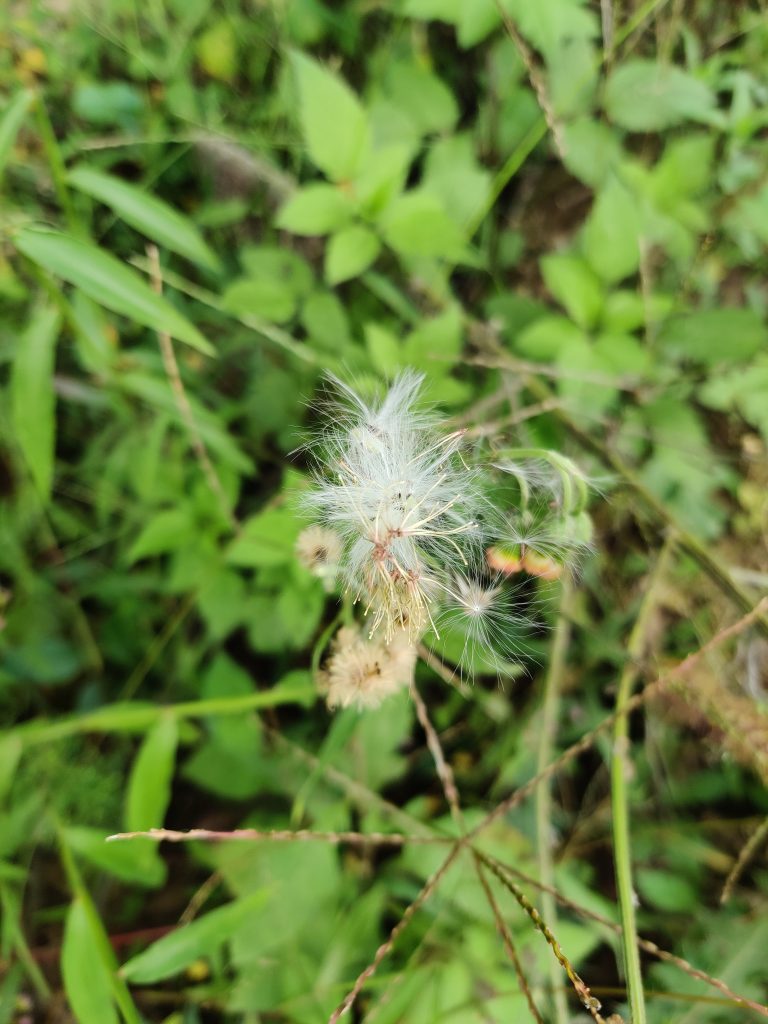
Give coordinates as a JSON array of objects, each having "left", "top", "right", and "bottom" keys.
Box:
[{"left": 1, "top": 0, "right": 768, "bottom": 1021}]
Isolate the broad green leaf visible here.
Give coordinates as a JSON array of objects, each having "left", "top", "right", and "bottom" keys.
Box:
[
  {"left": 700, "top": 358, "right": 768, "bottom": 440},
  {"left": 226, "top": 508, "right": 303, "bottom": 568},
  {"left": 197, "top": 568, "right": 247, "bottom": 640},
  {"left": 73, "top": 81, "right": 143, "bottom": 127},
  {"left": 354, "top": 143, "right": 412, "bottom": 216},
  {"left": 380, "top": 60, "right": 458, "bottom": 136},
  {"left": 0, "top": 90, "right": 34, "bottom": 183},
  {"left": 121, "top": 889, "right": 268, "bottom": 983},
  {"left": 604, "top": 60, "right": 716, "bottom": 131},
  {"left": 325, "top": 225, "right": 380, "bottom": 283},
  {"left": 593, "top": 332, "right": 653, "bottom": 377},
  {"left": 125, "top": 714, "right": 178, "bottom": 831},
  {"left": 404, "top": 0, "right": 461, "bottom": 21},
  {"left": 650, "top": 134, "right": 715, "bottom": 205},
  {"left": 504, "top": 0, "right": 597, "bottom": 59},
  {"left": 127, "top": 507, "right": 196, "bottom": 563},
  {"left": 10, "top": 306, "right": 60, "bottom": 500},
  {"left": 658, "top": 308, "right": 768, "bottom": 365},
  {"left": 276, "top": 184, "right": 353, "bottom": 236},
  {"left": 455, "top": 0, "right": 499, "bottom": 47},
  {"left": 540, "top": 253, "right": 603, "bottom": 328},
  {"left": 196, "top": 19, "right": 237, "bottom": 82},
  {"left": 514, "top": 315, "right": 585, "bottom": 360},
  {"left": 221, "top": 278, "right": 297, "bottom": 323},
  {"left": 301, "top": 290, "right": 352, "bottom": 350},
  {"left": 582, "top": 176, "right": 642, "bottom": 283},
  {"left": 65, "top": 826, "right": 165, "bottom": 887},
  {"left": 636, "top": 867, "right": 698, "bottom": 912},
  {"left": 556, "top": 335, "right": 620, "bottom": 416},
  {"left": 68, "top": 166, "right": 221, "bottom": 271},
  {"left": 289, "top": 50, "right": 370, "bottom": 182},
  {"left": 240, "top": 245, "right": 313, "bottom": 295},
  {"left": 548, "top": 36, "right": 598, "bottom": 118},
  {"left": 365, "top": 323, "right": 402, "bottom": 376},
  {"left": 382, "top": 191, "right": 465, "bottom": 259},
  {"left": 562, "top": 117, "right": 623, "bottom": 188},
  {"left": 403, "top": 306, "right": 463, "bottom": 372},
  {"left": 14, "top": 227, "right": 213, "bottom": 355},
  {"left": 422, "top": 134, "right": 491, "bottom": 227},
  {"left": 62, "top": 898, "right": 120, "bottom": 1024}
]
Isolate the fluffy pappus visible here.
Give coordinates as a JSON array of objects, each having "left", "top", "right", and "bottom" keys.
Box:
[
  {"left": 318, "top": 624, "right": 416, "bottom": 710},
  {"left": 303, "top": 372, "right": 486, "bottom": 642}
]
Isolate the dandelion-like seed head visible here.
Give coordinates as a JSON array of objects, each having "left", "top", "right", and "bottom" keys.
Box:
[
  {"left": 304, "top": 372, "right": 483, "bottom": 642},
  {"left": 295, "top": 525, "right": 343, "bottom": 590},
  {"left": 299, "top": 373, "right": 592, "bottom": 695},
  {"left": 319, "top": 624, "right": 416, "bottom": 711}
]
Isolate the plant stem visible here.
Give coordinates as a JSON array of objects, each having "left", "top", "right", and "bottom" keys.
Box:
[
  {"left": 535, "top": 573, "right": 574, "bottom": 1024},
  {"left": 611, "top": 539, "right": 674, "bottom": 1024}
]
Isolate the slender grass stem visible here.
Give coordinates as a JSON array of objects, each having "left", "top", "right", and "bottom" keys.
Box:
[
  {"left": 535, "top": 573, "right": 574, "bottom": 1024},
  {"left": 611, "top": 539, "right": 675, "bottom": 1024}
]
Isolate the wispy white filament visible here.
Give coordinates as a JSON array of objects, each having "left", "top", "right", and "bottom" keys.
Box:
[{"left": 304, "top": 372, "right": 484, "bottom": 642}]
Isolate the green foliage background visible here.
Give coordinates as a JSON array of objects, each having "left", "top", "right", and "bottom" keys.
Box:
[{"left": 1, "top": 1, "right": 767, "bottom": 1022}]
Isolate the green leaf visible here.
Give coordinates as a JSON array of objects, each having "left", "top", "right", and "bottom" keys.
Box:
[
  {"left": 125, "top": 714, "right": 178, "bottom": 831},
  {"left": 62, "top": 899, "right": 120, "bottom": 1024},
  {"left": 403, "top": 306, "right": 463, "bottom": 372},
  {"left": 365, "top": 323, "right": 403, "bottom": 376},
  {"left": 276, "top": 184, "right": 353, "bottom": 236},
  {"left": 700, "top": 358, "right": 768, "bottom": 440},
  {"left": 380, "top": 60, "right": 458, "bottom": 136},
  {"left": 382, "top": 191, "right": 465, "bottom": 259},
  {"left": 10, "top": 305, "right": 60, "bottom": 500},
  {"left": 658, "top": 309, "right": 768, "bottom": 365},
  {"left": 562, "top": 117, "right": 623, "bottom": 188},
  {"left": 540, "top": 253, "right": 603, "bottom": 328},
  {"left": 197, "top": 568, "right": 247, "bottom": 640},
  {"left": 353, "top": 143, "right": 412, "bottom": 216},
  {"left": 221, "top": 278, "right": 297, "bottom": 323},
  {"left": 68, "top": 166, "right": 220, "bottom": 272},
  {"left": 325, "top": 225, "right": 380, "bottom": 284},
  {"left": 301, "top": 290, "right": 351, "bottom": 351},
  {"left": 582, "top": 176, "right": 642, "bottom": 283},
  {"left": 0, "top": 735, "right": 22, "bottom": 806},
  {"left": 504, "top": 0, "right": 597, "bottom": 59},
  {"left": 289, "top": 50, "right": 370, "bottom": 182},
  {"left": 604, "top": 60, "right": 716, "bottom": 131},
  {"left": 121, "top": 889, "right": 268, "bottom": 983},
  {"left": 196, "top": 19, "right": 238, "bottom": 82},
  {"left": 636, "top": 868, "right": 698, "bottom": 913},
  {"left": 514, "top": 315, "right": 585, "bottom": 360},
  {"left": 0, "top": 90, "right": 34, "bottom": 183},
  {"left": 226, "top": 508, "right": 302, "bottom": 568},
  {"left": 15, "top": 228, "right": 213, "bottom": 354},
  {"left": 555, "top": 334, "right": 620, "bottom": 416},
  {"left": 127, "top": 507, "right": 196, "bottom": 563},
  {"left": 73, "top": 81, "right": 143, "bottom": 128},
  {"left": 65, "top": 826, "right": 165, "bottom": 887},
  {"left": 422, "top": 134, "right": 491, "bottom": 227}
]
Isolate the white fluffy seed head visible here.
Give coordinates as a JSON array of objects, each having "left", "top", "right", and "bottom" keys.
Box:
[
  {"left": 303, "top": 372, "right": 484, "bottom": 642},
  {"left": 435, "top": 571, "right": 537, "bottom": 680},
  {"left": 318, "top": 624, "right": 416, "bottom": 710},
  {"left": 295, "top": 525, "right": 343, "bottom": 590},
  {"left": 299, "top": 374, "right": 593, "bottom": 690}
]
